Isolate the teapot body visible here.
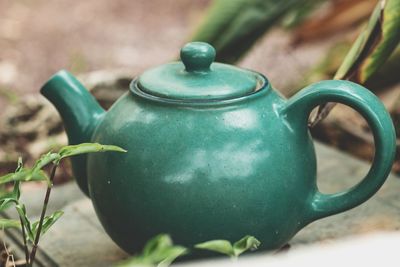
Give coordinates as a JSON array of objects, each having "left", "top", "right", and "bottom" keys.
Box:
[{"left": 87, "top": 81, "right": 317, "bottom": 253}]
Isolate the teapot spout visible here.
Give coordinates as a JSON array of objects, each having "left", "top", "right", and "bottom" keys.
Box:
[{"left": 41, "top": 70, "right": 105, "bottom": 196}]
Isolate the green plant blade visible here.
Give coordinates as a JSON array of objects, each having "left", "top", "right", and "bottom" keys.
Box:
[
  {"left": 12, "top": 181, "right": 21, "bottom": 200},
  {"left": 32, "top": 152, "right": 61, "bottom": 172},
  {"left": 0, "top": 182, "right": 20, "bottom": 211},
  {"left": 0, "top": 218, "right": 20, "bottom": 229},
  {"left": 334, "top": 1, "right": 383, "bottom": 81},
  {"left": 15, "top": 157, "right": 23, "bottom": 172},
  {"left": 141, "top": 235, "right": 186, "bottom": 264},
  {"left": 334, "top": 0, "right": 400, "bottom": 82},
  {"left": 0, "top": 155, "right": 49, "bottom": 184},
  {"left": 232, "top": 235, "right": 261, "bottom": 256},
  {"left": 360, "top": 0, "right": 400, "bottom": 83},
  {"left": 365, "top": 45, "right": 400, "bottom": 88},
  {"left": 190, "top": 0, "right": 248, "bottom": 45},
  {"left": 0, "top": 169, "right": 49, "bottom": 185},
  {"left": 0, "top": 197, "right": 18, "bottom": 212},
  {"left": 190, "top": 0, "right": 309, "bottom": 63},
  {"left": 142, "top": 234, "right": 173, "bottom": 257},
  {"left": 194, "top": 239, "right": 234, "bottom": 256},
  {"left": 115, "top": 245, "right": 187, "bottom": 267},
  {"left": 115, "top": 234, "right": 187, "bottom": 267},
  {"left": 281, "top": 0, "right": 326, "bottom": 29},
  {"left": 157, "top": 246, "right": 188, "bottom": 267},
  {"left": 312, "top": 0, "right": 400, "bottom": 126},
  {"left": 15, "top": 204, "right": 34, "bottom": 242},
  {"left": 0, "top": 161, "right": 23, "bottom": 211},
  {"left": 31, "top": 210, "right": 64, "bottom": 237},
  {"left": 59, "top": 143, "right": 127, "bottom": 160}
]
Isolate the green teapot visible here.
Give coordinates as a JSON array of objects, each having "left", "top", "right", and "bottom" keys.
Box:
[{"left": 41, "top": 42, "right": 396, "bottom": 254}]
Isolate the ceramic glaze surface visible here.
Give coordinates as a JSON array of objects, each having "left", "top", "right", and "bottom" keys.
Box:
[
  {"left": 40, "top": 42, "right": 396, "bottom": 256},
  {"left": 138, "top": 42, "right": 260, "bottom": 100},
  {"left": 88, "top": 84, "right": 316, "bottom": 252}
]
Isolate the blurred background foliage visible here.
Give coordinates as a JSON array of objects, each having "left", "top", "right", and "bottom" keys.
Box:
[
  {"left": 0, "top": 0, "right": 399, "bottom": 182},
  {"left": 191, "top": 0, "right": 399, "bottom": 89}
]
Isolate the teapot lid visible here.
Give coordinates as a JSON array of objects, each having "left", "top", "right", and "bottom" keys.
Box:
[{"left": 136, "top": 42, "right": 263, "bottom": 101}]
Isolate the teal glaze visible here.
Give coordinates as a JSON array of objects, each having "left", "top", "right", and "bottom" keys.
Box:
[
  {"left": 180, "top": 42, "right": 216, "bottom": 72},
  {"left": 41, "top": 70, "right": 105, "bottom": 196},
  {"left": 40, "top": 42, "right": 396, "bottom": 256},
  {"left": 138, "top": 42, "right": 259, "bottom": 100}
]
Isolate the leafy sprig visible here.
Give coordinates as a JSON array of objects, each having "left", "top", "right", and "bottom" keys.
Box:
[
  {"left": 115, "top": 234, "right": 261, "bottom": 267},
  {"left": 115, "top": 234, "right": 188, "bottom": 267},
  {"left": 0, "top": 143, "right": 126, "bottom": 266},
  {"left": 195, "top": 235, "right": 261, "bottom": 259}
]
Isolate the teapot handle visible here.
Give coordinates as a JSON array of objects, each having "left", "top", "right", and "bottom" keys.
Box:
[{"left": 281, "top": 80, "right": 396, "bottom": 223}]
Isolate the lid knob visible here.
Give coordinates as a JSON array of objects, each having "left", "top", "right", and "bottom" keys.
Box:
[{"left": 180, "top": 42, "right": 216, "bottom": 73}]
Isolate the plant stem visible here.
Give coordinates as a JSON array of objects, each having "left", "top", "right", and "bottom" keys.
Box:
[
  {"left": 29, "top": 164, "right": 58, "bottom": 265},
  {"left": 19, "top": 215, "right": 30, "bottom": 266}
]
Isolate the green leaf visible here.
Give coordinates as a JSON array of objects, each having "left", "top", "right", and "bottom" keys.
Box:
[
  {"left": 232, "top": 235, "right": 261, "bottom": 256},
  {"left": 142, "top": 234, "right": 173, "bottom": 257},
  {"left": 157, "top": 246, "right": 188, "bottom": 267},
  {"left": 0, "top": 218, "right": 20, "bottom": 229},
  {"left": 0, "top": 183, "right": 20, "bottom": 211},
  {"left": 15, "top": 204, "right": 34, "bottom": 242},
  {"left": 116, "top": 246, "right": 188, "bottom": 267},
  {"left": 312, "top": 0, "right": 400, "bottom": 126},
  {"left": 0, "top": 169, "right": 49, "bottom": 185},
  {"left": 190, "top": 0, "right": 249, "bottom": 45},
  {"left": 0, "top": 185, "right": 8, "bottom": 196},
  {"left": 190, "top": 0, "right": 314, "bottom": 63},
  {"left": 115, "top": 234, "right": 188, "bottom": 267},
  {"left": 16, "top": 157, "right": 23, "bottom": 172},
  {"left": 12, "top": 181, "right": 21, "bottom": 201},
  {"left": 195, "top": 236, "right": 261, "bottom": 258},
  {"left": 0, "top": 197, "right": 18, "bottom": 211},
  {"left": 365, "top": 45, "right": 400, "bottom": 88},
  {"left": 0, "top": 159, "right": 23, "bottom": 211},
  {"left": 194, "top": 240, "right": 234, "bottom": 256},
  {"left": 0, "top": 143, "right": 125, "bottom": 185},
  {"left": 335, "top": 0, "right": 400, "bottom": 82},
  {"left": 32, "top": 152, "right": 61, "bottom": 172},
  {"left": 12, "top": 158, "right": 23, "bottom": 198},
  {"left": 31, "top": 210, "right": 64, "bottom": 237},
  {"left": 0, "top": 155, "right": 49, "bottom": 185},
  {"left": 281, "top": 0, "right": 326, "bottom": 29},
  {"left": 361, "top": 0, "right": 400, "bottom": 82},
  {"left": 58, "top": 143, "right": 127, "bottom": 161}
]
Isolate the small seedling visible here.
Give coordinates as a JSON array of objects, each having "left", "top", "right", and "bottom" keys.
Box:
[
  {"left": 115, "top": 234, "right": 261, "bottom": 267},
  {"left": 0, "top": 143, "right": 126, "bottom": 267},
  {"left": 114, "top": 234, "right": 188, "bottom": 267},
  {"left": 195, "top": 235, "right": 261, "bottom": 259}
]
